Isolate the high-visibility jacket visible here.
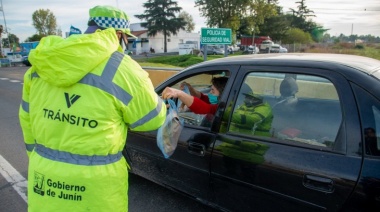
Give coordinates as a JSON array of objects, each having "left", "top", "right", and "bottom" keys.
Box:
[
  {"left": 19, "top": 28, "right": 166, "bottom": 212},
  {"left": 229, "top": 102, "right": 273, "bottom": 136}
]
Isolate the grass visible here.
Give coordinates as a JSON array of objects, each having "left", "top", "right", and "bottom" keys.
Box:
[
  {"left": 135, "top": 54, "right": 226, "bottom": 68},
  {"left": 135, "top": 43, "right": 380, "bottom": 68},
  {"left": 303, "top": 43, "right": 380, "bottom": 60}
]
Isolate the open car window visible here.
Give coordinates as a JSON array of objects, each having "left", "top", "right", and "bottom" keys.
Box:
[{"left": 166, "top": 71, "right": 230, "bottom": 127}]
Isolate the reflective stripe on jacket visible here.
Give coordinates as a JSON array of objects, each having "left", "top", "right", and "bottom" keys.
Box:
[
  {"left": 230, "top": 102, "right": 273, "bottom": 136},
  {"left": 19, "top": 28, "right": 166, "bottom": 211}
]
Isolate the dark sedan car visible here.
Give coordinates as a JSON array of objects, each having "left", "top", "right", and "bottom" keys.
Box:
[
  {"left": 125, "top": 53, "right": 380, "bottom": 211},
  {"left": 22, "top": 56, "right": 31, "bottom": 66}
]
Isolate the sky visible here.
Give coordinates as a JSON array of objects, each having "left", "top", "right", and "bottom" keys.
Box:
[{"left": 1, "top": 0, "right": 380, "bottom": 42}]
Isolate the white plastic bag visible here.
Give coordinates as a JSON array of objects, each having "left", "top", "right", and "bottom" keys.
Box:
[{"left": 157, "top": 99, "right": 184, "bottom": 158}]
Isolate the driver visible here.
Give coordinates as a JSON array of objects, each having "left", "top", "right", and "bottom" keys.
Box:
[{"left": 162, "top": 77, "right": 228, "bottom": 115}]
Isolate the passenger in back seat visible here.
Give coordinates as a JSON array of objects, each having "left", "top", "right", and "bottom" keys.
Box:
[{"left": 230, "top": 92, "right": 273, "bottom": 136}]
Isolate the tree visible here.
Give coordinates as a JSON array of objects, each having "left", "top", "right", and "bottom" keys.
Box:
[
  {"left": 178, "top": 11, "right": 195, "bottom": 32},
  {"left": 282, "top": 28, "right": 313, "bottom": 44},
  {"left": 288, "top": 0, "right": 328, "bottom": 42},
  {"left": 2, "top": 33, "right": 20, "bottom": 48},
  {"left": 257, "top": 6, "right": 291, "bottom": 41},
  {"left": 289, "top": 0, "right": 315, "bottom": 19},
  {"left": 310, "top": 26, "right": 329, "bottom": 43},
  {"left": 135, "top": 0, "right": 186, "bottom": 52},
  {"left": 32, "top": 9, "right": 58, "bottom": 36},
  {"left": 196, "top": 0, "right": 278, "bottom": 37},
  {"left": 25, "top": 34, "right": 45, "bottom": 42}
]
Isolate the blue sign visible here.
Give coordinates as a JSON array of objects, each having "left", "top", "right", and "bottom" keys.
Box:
[{"left": 69, "top": 25, "right": 82, "bottom": 36}]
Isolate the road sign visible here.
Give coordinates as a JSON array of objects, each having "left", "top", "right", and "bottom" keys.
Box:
[{"left": 201, "top": 28, "right": 232, "bottom": 45}]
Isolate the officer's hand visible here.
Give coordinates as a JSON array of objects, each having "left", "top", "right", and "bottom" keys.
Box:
[{"left": 162, "top": 87, "right": 182, "bottom": 99}]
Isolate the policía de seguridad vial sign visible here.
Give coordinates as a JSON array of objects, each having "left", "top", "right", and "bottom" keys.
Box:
[{"left": 201, "top": 28, "right": 232, "bottom": 45}]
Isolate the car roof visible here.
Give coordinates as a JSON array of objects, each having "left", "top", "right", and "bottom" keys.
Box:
[{"left": 187, "top": 53, "right": 380, "bottom": 76}]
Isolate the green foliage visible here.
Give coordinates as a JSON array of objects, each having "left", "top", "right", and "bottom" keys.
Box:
[
  {"left": 257, "top": 9, "right": 291, "bottom": 40},
  {"left": 136, "top": 43, "right": 380, "bottom": 68},
  {"left": 311, "top": 26, "right": 328, "bottom": 42},
  {"left": 354, "top": 44, "right": 365, "bottom": 49},
  {"left": 143, "top": 54, "right": 206, "bottom": 67},
  {"left": 289, "top": 0, "right": 315, "bottom": 19},
  {"left": 196, "top": 0, "right": 278, "bottom": 37},
  {"left": 32, "top": 9, "right": 58, "bottom": 36},
  {"left": 135, "top": 0, "right": 186, "bottom": 52},
  {"left": 283, "top": 28, "right": 313, "bottom": 44},
  {"left": 178, "top": 11, "right": 195, "bottom": 32},
  {"left": 25, "top": 34, "right": 45, "bottom": 42},
  {"left": 2, "top": 34, "right": 20, "bottom": 48},
  {"left": 305, "top": 43, "right": 380, "bottom": 60}
]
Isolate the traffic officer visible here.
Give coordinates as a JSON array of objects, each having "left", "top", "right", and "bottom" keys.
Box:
[
  {"left": 19, "top": 5, "right": 166, "bottom": 212},
  {"left": 230, "top": 92, "right": 273, "bottom": 136}
]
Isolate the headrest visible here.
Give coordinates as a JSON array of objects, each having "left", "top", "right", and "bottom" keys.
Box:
[{"left": 280, "top": 77, "right": 298, "bottom": 97}]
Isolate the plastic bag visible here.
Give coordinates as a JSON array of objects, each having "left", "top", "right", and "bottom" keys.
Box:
[
  {"left": 157, "top": 99, "right": 184, "bottom": 158},
  {"left": 177, "top": 85, "right": 190, "bottom": 112}
]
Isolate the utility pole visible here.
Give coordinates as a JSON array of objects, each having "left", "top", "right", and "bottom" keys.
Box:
[
  {"left": 0, "top": 0, "right": 11, "bottom": 54},
  {"left": 351, "top": 23, "right": 353, "bottom": 36}
]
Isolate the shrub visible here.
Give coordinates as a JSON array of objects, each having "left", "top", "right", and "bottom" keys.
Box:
[{"left": 354, "top": 44, "right": 365, "bottom": 49}]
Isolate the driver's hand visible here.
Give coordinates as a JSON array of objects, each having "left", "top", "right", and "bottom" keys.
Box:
[{"left": 180, "top": 82, "right": 190, "bottom": 90}]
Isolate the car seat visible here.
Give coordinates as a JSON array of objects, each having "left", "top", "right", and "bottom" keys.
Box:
[
  {"left": 271, "top": 77, "right": 299, "bottom": 137},
  {"left": 272, "top": 77, "right": 298, "bottom": 111}
]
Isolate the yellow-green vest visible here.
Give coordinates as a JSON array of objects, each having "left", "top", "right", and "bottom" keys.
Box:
[{"left": 19, "top": 29, "right": 166, "bottom": 212}]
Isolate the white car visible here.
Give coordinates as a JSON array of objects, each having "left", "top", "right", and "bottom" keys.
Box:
[
  {"left": 228, "top": 44, "right": 240, "bottom": 53},
  {"left": 279, "top": 46, "right": 288, "bottom": 53},
  {"left": 259, "top": 40, "right": 274, "bottom": 52},
  {"left": 247, "top": 45, "right": 259, "bottom": 54}
]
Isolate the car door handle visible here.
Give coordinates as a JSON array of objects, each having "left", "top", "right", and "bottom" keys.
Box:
[
  {"left": 188, "top": 142, "right": 206, "bottom": 156},
  {"left": 303, "top": 174, "right": 334, "bottom": 193}
]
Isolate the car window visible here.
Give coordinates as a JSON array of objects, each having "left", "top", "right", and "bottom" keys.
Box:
[
  {"left": 169, "top": 71, "right": 229, "bottom": 127},
  {"left": 352, "top": 84, "right": 380, "bottom": 156},
  {"left": 228, "top": 72, "right": 342, "bottom": 150}
]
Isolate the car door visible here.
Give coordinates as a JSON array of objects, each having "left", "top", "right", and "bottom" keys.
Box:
[
  {"left": 126, "top": 65, "right": 239, "bottom": 201},
  {"left": 209, "top": 65, "right": 362, "bottom": 211}
]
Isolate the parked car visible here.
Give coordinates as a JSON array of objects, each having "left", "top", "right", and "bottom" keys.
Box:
[
  {"left": 259, "top": 39, "right": 274, "bottom": 53},
  {"left": 279, "top": 45, "right": 288, "bottom": 53},
  {"left": 228, "top": 44, "right": 240, "bottom": 54},
  {"left": 201, "top": 45, "right": 225, "bottom": 55},
  {"left": 242, "top": 45, "right": 259, "bottom": 54},
  {"left": 22, "top": 56, "right": 31, "bottom": 66},
  {"left": 269, "top": 44, "right": 281, "bottom": 53},
  {"left": 125, "top": 53, "right": 380, "bottom": 212}
]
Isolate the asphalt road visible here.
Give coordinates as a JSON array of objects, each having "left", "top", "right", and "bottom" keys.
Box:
[{"left": 0, "top": 65, "right": 216, "bottom": 212}]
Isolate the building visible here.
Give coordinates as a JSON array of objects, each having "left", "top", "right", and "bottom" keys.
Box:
[{"left": 128, "top": 23, "right": 200, "bottom": 55}]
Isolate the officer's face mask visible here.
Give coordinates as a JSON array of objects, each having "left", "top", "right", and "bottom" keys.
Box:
[{"left": 208, "top": 93, "right": 219, "bottom": 104}]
